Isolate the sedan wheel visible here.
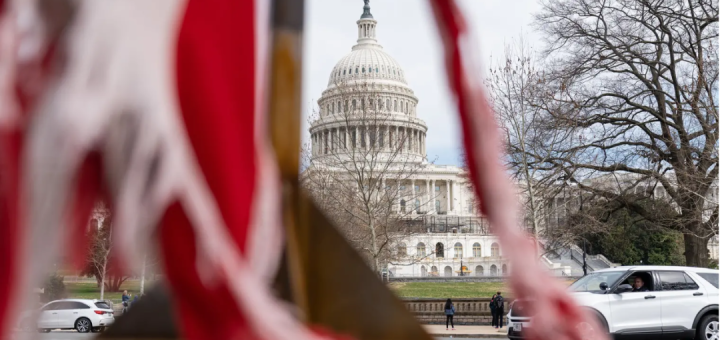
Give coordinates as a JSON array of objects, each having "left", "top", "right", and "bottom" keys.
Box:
[
  {"left": 706, "top": 320, "right": 719, "bottom": 340},
  {"left": 75, "top": 318, "right": 91, "bottom": 333}
]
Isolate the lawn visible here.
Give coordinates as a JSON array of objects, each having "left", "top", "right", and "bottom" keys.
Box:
[
  {"left": 389, "top": 279, "right": 577, "bottom": 299},
  {"left": 65, "top": 280, "right": 150, "bottom": 301},
  {"left": 388, "top": 281, "right": 509, "bottom": 299}
]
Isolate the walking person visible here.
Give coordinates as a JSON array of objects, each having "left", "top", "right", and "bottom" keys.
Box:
[
  {"left": 489, "top": 293, "right": 497, "bottom": 328},
  {"left": 492, "top": 291, "right": 505, "bottom": 329},
  {"left": 121, "top": 290, "right": 130, "bottom": 313},
  {"left": 444, "top": 298, "right": 455, "bottom": 331}
]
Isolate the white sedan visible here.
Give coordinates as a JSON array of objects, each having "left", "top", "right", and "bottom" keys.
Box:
[{"left": 20, "top": 299, "right": 114, "bottom": 333}]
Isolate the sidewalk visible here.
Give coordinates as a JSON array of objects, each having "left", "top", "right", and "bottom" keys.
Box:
[{"left": 423, "top": 325, "right": 508, "bottom": 338}]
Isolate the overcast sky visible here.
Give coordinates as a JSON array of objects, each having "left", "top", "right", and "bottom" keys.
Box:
[{"left": 302, "top": 0, "right": 543, "bottom": 166}]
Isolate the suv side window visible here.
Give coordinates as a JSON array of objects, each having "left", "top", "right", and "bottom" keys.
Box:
[
  {"left": 55, "top": 302, "right": 75, "bottom": 310},
  {"left": 697, "top": 273, "right": 719, "bottom": 288},
  {"left": 42, "top": 302, "right": 62, "bottom": 311},
  {"left": 71, "top": 302, "right": 90, "bottom": 309},
  {"left": 623, "top": 271, "right": 655, "bottom": 291},
  {"left": 658, "top": 271, "right": 699, "bottom": 290}
]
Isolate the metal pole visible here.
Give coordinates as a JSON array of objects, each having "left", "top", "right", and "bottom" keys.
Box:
[
  {"left": 582, "top": 238, "right": 587, "bottom": 276},
  {"left": 460, "top": 254, "right": 463, "bottom": 277}
]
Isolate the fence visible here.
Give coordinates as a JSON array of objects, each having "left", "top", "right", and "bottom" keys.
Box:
[
  {"left": 402, "top": 298, "right": 511, "bottom": 325},
  {"left": 399, "top": 215, "right": 490, "bottom": 234}
]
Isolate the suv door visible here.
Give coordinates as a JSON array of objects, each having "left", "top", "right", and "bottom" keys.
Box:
[
  {"left": 37, "top": 302, "right": 62, "bottom": 328},
  {"left": 53, "top": 301, "right": 76, "bottom": 328},
  {"left": 56, "top": 301, "right": 91, "bottom": 328},
  {"left": 656, "top": 271, "right": 706, "bottom": 334},
  {"left": 608, "top": 271, "right": 663, "bottom": 334}
]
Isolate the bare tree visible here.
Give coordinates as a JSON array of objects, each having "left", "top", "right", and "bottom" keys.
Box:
[
  {"left": 534, "top": 0, "right": 719, "bottom": 266},
  {"left": 302, "top": 79, "right": 438, "bottom": 275},
  {"left": 486, "top": 38, "right": 569, "bottom": 242},
  {"left": 87, "top": 204, "right": 112, "bottom": 300}
]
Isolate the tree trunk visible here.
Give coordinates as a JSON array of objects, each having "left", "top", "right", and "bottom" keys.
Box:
[
  {"left": 99, "top": 266, "right": 106, "bottom": 300},
  {"left": 140, "top": 254, "right": 147, "bottom": 295},
  {"left": 369, "top": 219, "right": 380, "bottom": 276},
  {"left": 684, "top": 233, "right": 710, "bottom": 268}
]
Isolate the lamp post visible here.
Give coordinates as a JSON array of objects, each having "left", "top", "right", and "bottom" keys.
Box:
[{"left": 460, "top": 253, "right": 464, "bottom": 277}]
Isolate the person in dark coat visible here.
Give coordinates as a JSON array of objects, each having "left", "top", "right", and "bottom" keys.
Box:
[
  {"left": 444, "top": 298, "right": 456, "bottom": 330},
  {"left": 492, "top": 291, "right": 505, "bottom": 329},
  {"left": 490, "top": 293, "right": 497, "bottom": 327}
]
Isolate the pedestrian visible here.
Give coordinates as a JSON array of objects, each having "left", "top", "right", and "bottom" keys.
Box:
[
  {"left": 121, "top": 290, "right": 130, "bottom": 313},
  {"left": 132, "top": 294, "right": 139, "bottom": 305},
  {"left": 444, "top": 298, "right": 455, "bottom": 331},
  {"left": 492, "top": 291, "right": 505, "bottom": 329},
  {"left": 489, "top": 293, "right": 497, "bottom": 328}
]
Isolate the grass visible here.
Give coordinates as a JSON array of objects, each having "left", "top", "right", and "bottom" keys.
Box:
[
  {"left": 388, "top": 282, "right": 509, "bottom": 299},
  {"left": 65, "top": 280, "right": 147, "bottom": 301},
  {"left": 389, "top": 279, "right": 577, "bottom": 299}
]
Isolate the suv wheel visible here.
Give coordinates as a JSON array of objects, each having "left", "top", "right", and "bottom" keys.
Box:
[
  {"left": 75, "top": 318, "right": 91, "bottom": 333},
  {"left": 698, "top": 314, "right": 719, "bottom": 340}
]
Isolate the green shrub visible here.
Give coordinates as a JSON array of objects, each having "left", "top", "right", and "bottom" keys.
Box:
[{"left": 42, "top": 274, "right": 66, "bottom": 302}]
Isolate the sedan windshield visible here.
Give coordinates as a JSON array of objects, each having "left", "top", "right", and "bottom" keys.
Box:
[{"left": 569, "top": 271, "right": 625, "bottom": 293}]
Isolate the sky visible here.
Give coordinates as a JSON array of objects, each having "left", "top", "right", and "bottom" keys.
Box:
[{"left": 302, "top": 0, "right": 543, "bottom": 166}]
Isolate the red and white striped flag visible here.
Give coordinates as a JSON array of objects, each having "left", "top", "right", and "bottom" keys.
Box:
[
  {"left": 0, "top": 1, "right": 342, "bottom": 339},
  {"left": 429, "top": 2, "right": 608, "bottom": 340}
]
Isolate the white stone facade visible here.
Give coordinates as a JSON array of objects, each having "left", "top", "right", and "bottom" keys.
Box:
[{"left": 389, "top": 234, "right": 508, "bottom": 278}]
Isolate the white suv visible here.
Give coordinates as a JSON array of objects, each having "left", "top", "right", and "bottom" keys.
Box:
[
  {"left": 507, "top": 266, "right": 719, "bottom": 340},
  {"left": 20, "top": 299, "right": 115, "bottom": 333}
]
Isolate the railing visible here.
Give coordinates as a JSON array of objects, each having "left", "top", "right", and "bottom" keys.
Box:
[{"left": 402, "top": 298, "right": 510, "bottom": 325}]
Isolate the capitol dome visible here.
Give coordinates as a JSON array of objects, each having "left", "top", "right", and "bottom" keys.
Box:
[
  {"left": 309, "top": 0, "right": 427, "bottom": 164},
  {"left": 328, "top": 44, "right": 408, "bottom": 86}
]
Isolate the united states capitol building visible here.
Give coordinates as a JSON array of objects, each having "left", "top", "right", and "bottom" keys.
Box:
[{"left": 305, "top": 2, "right": 717, "bottom": 277}]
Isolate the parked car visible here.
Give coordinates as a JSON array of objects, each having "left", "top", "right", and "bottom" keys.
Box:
[
  {"left": 19, "top": 299, "right": 114, "bottom": 333},
  {"left": 507, "top": 266, "right": 719, "bottom": 340}
]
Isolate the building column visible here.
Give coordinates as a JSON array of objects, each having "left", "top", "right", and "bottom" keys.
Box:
[
  {"left": 426, "top": 180, "right": 430, "bottom": 212},
  {"left": 446, "top": 180, "right": 450, "bottom": 213},
  {"left": 343, "top": 126, "right": 350, "bottom": 149},
  {"left": 449, "top": 180, "right": 454, "bottom": 212},
  {"left": 396, "top": 126, "right": 400, "bottom": 150},
  {"left": 431, "top": 180, "right": 436, "bottom": 212},
  {"left": 411, "top": 179, "right": 416, "bottom": 214}
]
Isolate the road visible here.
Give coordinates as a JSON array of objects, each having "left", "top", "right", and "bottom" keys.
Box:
[{"left": 12, "top": 332, "right": 505, "bottom": 340}]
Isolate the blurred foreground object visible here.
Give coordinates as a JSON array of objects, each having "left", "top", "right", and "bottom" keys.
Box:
[{"left": 428, "top": 1, "right": 609, "bottom": 340}]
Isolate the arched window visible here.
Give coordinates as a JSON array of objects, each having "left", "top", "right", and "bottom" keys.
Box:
[
  {"left": 397, "top": 243, "right": 407, "bottom": 256},
  {"left": 475, "top": 265, "right": 484, "bottom": 276},
  {"left": 405, "top": 102, "right": 409, "bottom": 114},
  {"left": 331, "top": 102, "right": 335, "bottom": 113},
  {"left": 416, "top": 242, "right": 426, "bottom": 256},
  {"left": 415, "top": 199, "right": 420, "bottom": 211},
  {"left": 431, "top": 266, "right": 438, "bottom": 276},
  {"left": 435, "top": 243, "right": 444, "bottom": 258},
  {"left": 502, "top": 264, "right": 508, "bottom": 275},
  {"left": 420, "top": 266, "right": 427, "bottom": 277},
  {"left": 444, "top": 266, "right": 453, "bottom": 277},
  {"left": 352, "top": 99, "right": 357, "bottom": 110},
  {"left": 473, "top": 243, "right": 482, "bottom": 257},
  {"left": 454, "top": 242, "right": 463, "bottom": 259},
  {"left": 386, "top": 99, "right": 390, "bottom": 110},
  {"left": 490, "top": 265, "right": 498, "bottom": 276},
  {"left": 491, "top": 243, "right": 500, "bottom": 257},
  {"left": 394, "top": 100, "right": 398, "bottom": 112},
  {"left": 344, "top": 100, "right": 348, "bottom": 112},
  {"left": 400, "top": 199, "right": 406, "bottom": 213}
]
